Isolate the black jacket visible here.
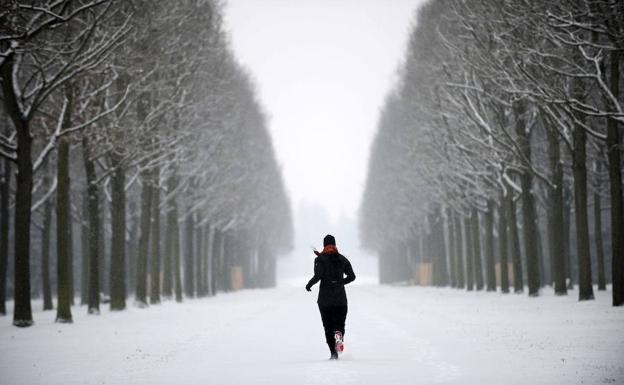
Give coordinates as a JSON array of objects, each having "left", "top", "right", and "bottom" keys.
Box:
[{"left": 306, "top": 252, "right": 356, "bottom": 306}]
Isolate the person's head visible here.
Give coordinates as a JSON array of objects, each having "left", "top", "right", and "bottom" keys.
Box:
[{"left": 323, "top": 234, "right": 336, "bottom": 247}]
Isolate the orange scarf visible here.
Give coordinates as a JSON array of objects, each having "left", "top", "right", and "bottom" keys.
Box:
[{"left": 313, "top": 244, "right": 339, "bottom": 256}]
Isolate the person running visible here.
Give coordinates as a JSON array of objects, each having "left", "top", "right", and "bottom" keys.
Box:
[{"left": 305, "top": 234, "right": 356, "bottom": 360}]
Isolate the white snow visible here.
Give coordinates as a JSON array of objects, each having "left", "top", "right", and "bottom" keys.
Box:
[{"left": 1, "top": 282, "right": 623, "bottom": 385}]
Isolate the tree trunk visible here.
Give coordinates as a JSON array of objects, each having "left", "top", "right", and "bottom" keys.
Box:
[
  {"left": 184, "top": 212, "right": 195, "bottom": 297},
  {"left": 211, "top": 228, "right": 222, "bottom": 294},
  {"left": 471, "top": 207, "right": 484, "bottom": 290},
  {"left": 485, "top": 200, "right": 496, "bottom": 291},
  {"left": 432, "top": 205, "right": 448, "bottom": 286},
  {"left": 195, "top": 223, "right": 204, "bottom": 296},
  {"left": 56, "top": 134, "right": 73, "bottom": 323},
  {"left": 572, "top": 116, "right": 594, "bottom": 301},
  {"left": 607, "top": 51, "right": 624, "bottom": 306},
  {"left": 0, "top": 157, "right": 9, "bottom": 315},
  {"left": 41, "top": 162, "right": 53, "bottom": 311},
  {"left": 547, "top": 122, "right": 567, "bottom": 295},
  {"left": 80, "top": 192, "right": 89, "bottom": 306},
  {"left": 453, "top": 211, "right": 465, "bottom": 289},
  {"left": 83, "top": 135, "right": 100, "bottom": 314},
  {"left": 446, "top": 207, "right": 457, "bottom": 288},
  {"left": 514, "top": 101, "right": 540, "bottom": 296},
  {"left": 508, "top": 193, "right": 523, "bottom": 293},
  {"left": 109, "top": 156, "right": 127, "bottom": 311},
  {"left": 172, "top": 203, "right": 183, "bottom": 303},
  {"left": 135, "top": 170, "right": 153, "bottom": 307},
  {"left": 594, "top": 159, "right": 606, "bottom": 291},
  {"left": 498, "top": 193, "right": 510, "bottom": 293},
  {"left": 564, "top": 188, "right": 574, "bottom": 290},
  {"left": 150, "top": 170, "right": 161, "bottom": 305},
  {"left": 464, "top": 215, "right": 474, "bottom": 291},
  {"left": 162, "top": 186, "right": 175, "bottom": 299}
]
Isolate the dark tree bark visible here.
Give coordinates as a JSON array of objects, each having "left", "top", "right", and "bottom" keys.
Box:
[
  {"left": 195, "top": 222, "right": 204, "bottom": 296},
  {"left": 162, "top": 188, "right": 175, "bottom": 299},
  {"left": 135, "top": 170, "right": 153, "bottom": 307},
  {"left": 211, "top": 228, "right": 222, "bottom": 294},
  {"left": 0, "top": 157, "right": 9, "bottom": 315},
  {"left": 485, "top": 200, "right": 496, "bottom": 291},
  {"left": 471, "top": 207, "right": 484, "bottom": 290},
  {"left": 508, "top": 193, "right": 523, "bottom": 293},
  {"left": 80, "top": 193, "right": 89, "bottom": 306},
  {"left": 606, "top": 51, "right": 624, "bottom": 306},
  {"left": 431, "top": 205, "right": 448, "bottom": 286},
  {"left": 572, "top": 114, "right": 594, "bottom": 301},
  {"left": 82, "top": 134, "right": 100, "bottom": 314},
  {"left": 184, "top": 212, "right": 195, "bottom": 297},
  {"left": 594, "top": 160, "right": 606, "bottom": 291},
  {"left": 2, "top": 54, "right": 34, "bottom": 327},
  {"left": 453, "top": 211, "right": 465, "bottom": 289},
  {"left": 514, "top": 101, "right": 540, "bottom": 296},
  {"left": 446, "top": 207, "right": 457, "bottom": 288},
  {"left": 56, "top": 133, "right": 73, "bottom": 323},
  {"left": 546, "top": 120, "right": 567, "bottom": 295},
  {"left": 564, "top": 188, "right": 574, "bottom": 290},
  {"left": 172, "top": 203, "right": 183, "bottom": 303},
  {"left": 150, "top": 171, "right": 161, "bottom": 304},
  {"left": 109, "top": 156, "right": 127, "bottom": 311},
  {"left": 464, "top": 215, "right": 474, "bottom": 291},
  {"left": 41, "top": 162, "right": 53, "bottom": 311},
  {"left": 498, "top": 193, "right": 510, "bottom": 293}
]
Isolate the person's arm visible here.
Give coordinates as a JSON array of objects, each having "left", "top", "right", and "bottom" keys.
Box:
[
  {"left": 343, "top": 259, "right": 356, "bottom": 285},
  {"left": 306, "top": 257, "right": 323, "bottom": 291}
]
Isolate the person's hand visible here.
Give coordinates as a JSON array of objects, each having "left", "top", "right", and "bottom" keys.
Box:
[{"left": 305, "top": 284, "right": 311, "bottom": 292}]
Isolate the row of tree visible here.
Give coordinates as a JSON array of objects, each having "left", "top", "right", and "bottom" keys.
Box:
[
  {"left": 0, "top": 0, "right": 292, "bottom": 327},
  {"left": 360, "top": 0, "right": 623, "bottom": 306}
]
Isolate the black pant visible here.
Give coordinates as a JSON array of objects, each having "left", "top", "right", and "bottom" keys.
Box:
[{"left": 318, "top": 305, "right": 348, "bottom": 353}]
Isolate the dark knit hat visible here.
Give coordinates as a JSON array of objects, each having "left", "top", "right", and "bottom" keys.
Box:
[{"left": 323, "top": 234, "right": 336, "bottom": 246}]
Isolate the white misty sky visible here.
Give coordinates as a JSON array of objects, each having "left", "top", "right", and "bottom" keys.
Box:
[{"left": 224, "top": 0, "right": 424, "bottom": 224}]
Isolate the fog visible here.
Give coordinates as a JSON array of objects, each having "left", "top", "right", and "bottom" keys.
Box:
[{"left": 225, "top": 0, "right": 423, "bottom": 282}]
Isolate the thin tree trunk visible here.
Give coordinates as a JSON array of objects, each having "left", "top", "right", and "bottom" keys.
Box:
[
  {"left": 485, "top": 200, "right": 496, "bottom": 291},
  {"left": 135, "top": 171, "right": 152, "bottom": 307},
  {"left": 41, "top": 162, "right": 53, "bottom": 311},
  {"left": 0, "top": 157, "right": 9, "bottom": 315},
  {"left": 564, "top": 188, "right": 574, "bottom": 290},
  {"left": 195, "top": 223, "right": 204, "bottom": 296},
  {"left": 447, "top": 207, "right": 457, "bottom": 288},
  {"left": 162, "top": 188, "right": 175, "bottom": 299},
  {"left": 184, "top": 212, "right": 195, "bottom": 297},
  {"left": 150, "top": 170, "right": 161, "bottom": 305},
  {"left": 471, "top": 207, "right": 484, "bottom": 290},
  {"left": 606, "top": 51, "right": 624, "bottom": 306},
  {"left": 515, "top": 101, "right": 540, "bottom": 296},
  {"left": 453, "top": 211, "right": 464, "bottom": 289},
  {"left": 173, "top": 204, "right": 183, "bottom": 303},
  {"left": 572, "top": 116, "right": 594, "bottom": 301},
  {"left": 464, "top": 215, "right": 474, "bottom": 291},
  {"left": 547, "top": 122, "right": 567, "bottom": 295},
  {"left": 56, "top": 133, "right": 73, "bottom": 323},
  {"left": 594, "top": 159, "right": 606, "bottom": 291},
  {"left": 508, "top": 193, "right": 524, "bottom": 293},
  {"left": 499, "top": 193, "right": 510, "bottom": 293},
  {"left": 83, "top": 134, "right": 100, "bottom": 314},
  {"left": 109, "top": 157, "right": 127, "bottom": 311},
  {"left": 80, "top": 192, "right": 89, "bottom": 306}
]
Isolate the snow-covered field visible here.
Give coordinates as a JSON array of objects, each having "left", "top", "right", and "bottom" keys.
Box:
[{"left": 1, "top": 281, "right": 623, "bottom": 385}]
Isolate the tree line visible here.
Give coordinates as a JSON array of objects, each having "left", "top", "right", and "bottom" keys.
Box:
[
  {"left": 360, "top": 0, "right": 623, "bottom": 306},
  {"left": 0, "top": 0, "right": 293, "bottom": 327}
]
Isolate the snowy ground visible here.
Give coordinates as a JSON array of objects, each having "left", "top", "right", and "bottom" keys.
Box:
[{"left": 1, "top": 281, "right": 623, "bottom": 385}]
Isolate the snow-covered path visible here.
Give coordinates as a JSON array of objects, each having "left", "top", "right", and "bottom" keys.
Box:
[{"left": 1, "top": 283, "right": 623, "bottom": 385}]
